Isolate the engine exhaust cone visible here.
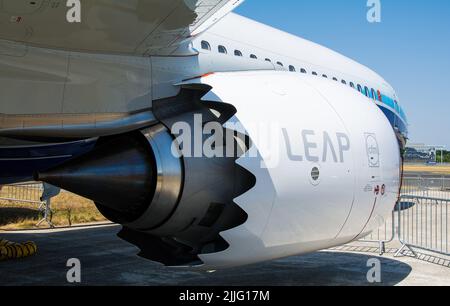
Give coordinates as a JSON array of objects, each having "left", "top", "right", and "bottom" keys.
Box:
[{"left": 35, "top": 134, "right": 156, "bottom": 223}]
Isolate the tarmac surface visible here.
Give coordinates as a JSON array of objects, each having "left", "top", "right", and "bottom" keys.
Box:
[{"left": 1, "top": 225, "right": 449, "bottom": 286}]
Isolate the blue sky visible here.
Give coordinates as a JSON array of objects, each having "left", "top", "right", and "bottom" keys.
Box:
[{"left": 235, "top": 0, "right": 450, "bottom": 148}]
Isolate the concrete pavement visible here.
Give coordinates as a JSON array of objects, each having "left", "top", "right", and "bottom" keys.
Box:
[{"left": 1, "top": 225, "right": 449, "bottom": 286}]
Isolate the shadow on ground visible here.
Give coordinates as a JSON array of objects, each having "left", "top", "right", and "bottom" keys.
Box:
[
  {"left": 0, "top": 225, "right": 412, "bottom": 286},
  {"left": 0, "top": 207, "right": 39, "bottom": 226}
]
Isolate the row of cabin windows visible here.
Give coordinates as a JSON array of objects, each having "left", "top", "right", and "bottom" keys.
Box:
[
  {"left": 202, "top": 41, "right": 275, "bottom": 63},
  {"left": 201, "top": 40, "right": 383, "bottom": 102}
]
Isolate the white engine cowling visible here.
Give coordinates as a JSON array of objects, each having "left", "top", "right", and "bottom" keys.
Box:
[
  {"left": 38, "top": 71, "right": 401, "bottom": 269},
  {"left": 181, "top": 71, "right": 401, "bottom": 269}
]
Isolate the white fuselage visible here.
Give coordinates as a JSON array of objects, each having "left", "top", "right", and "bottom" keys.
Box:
[
  {"left": 159, "top": 13, "right": 407, "bottom": 139},
  {"left": 196, "top": 13, "right": 395, "bottom": 98}
]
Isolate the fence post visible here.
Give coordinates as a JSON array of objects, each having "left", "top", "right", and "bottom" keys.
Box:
[
  {"left": 36, "top": 198, "right": 54, "bottom": 228},
  {"left": 36, "top": 183, "right": 61, "bottom": 228},
  {"left": 394, "top": 198, "right": 418, "bottom": 258}
]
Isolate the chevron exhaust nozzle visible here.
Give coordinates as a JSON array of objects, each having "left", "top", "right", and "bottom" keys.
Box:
[{"left": 34, "top": 114, "right": 253, "bottom": 267}]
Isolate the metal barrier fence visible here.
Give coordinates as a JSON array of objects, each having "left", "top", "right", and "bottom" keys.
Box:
[
  {"left": 357, "top": 177, "right": 450, "bottom": 258},
  {"left": 0, "top": 183, "right": 44, "bottom": 205},
  {"left": 402, "top": 177, "right": 450, "bottom": 199},
  {"left": 396, "top": 195, "right": 449, "bottom": 257},
  {"left": 0, "top": 182, "right": 54, "bottom": 227},
  {"left": 358, "top": 210, "right": 396, "bottom": 255}
]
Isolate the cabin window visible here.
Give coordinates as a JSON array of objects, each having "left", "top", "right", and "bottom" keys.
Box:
[
  {"left": 322, "top": 74, "right": 328, "bottom": 78},
  {"left": 332, "top": 77, "right": 338, "bottom": 81},
  {"left": 250, "top": 54, "right": 258, "bottom": 59},
  {"left": 289, "top": 65, "right": 296, "bottom": 72},
  {"left": 364, "top": 86, "right": 370, "bottom": 97},
  {"left": 357, "top": 84, "right": 363, "bottom": 92},
  {"left": 371, "top": 88, "right": 376, "bottom": 100},
  {"left": 312, "top": 71, "right": 318, "bottom": 76},
  {"left": 218, "top": 45, "right": 227, "bottom": 54},
  {"left": 341, "top": 80, "right": 347, "bottom": 85},
  {"left": 300, "top": 68, "right": 307, "bottom": 74},
  {"left": 201, "top": 41, "right": 211, "bottom": 51},
  {"left": 277, "top": 62, "right": 284, "bottom": 67},
  {"left": 265, "top": 58, "right": 272, "bottom": 62},
  {"left": 350, "top": 82, "right": 355, "bottom": 88},
  {"left": 234, "top": 50, "right": 243, "bottom": 57}
]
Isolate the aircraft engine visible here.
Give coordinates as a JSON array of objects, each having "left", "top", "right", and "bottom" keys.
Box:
[{"left": 36, "top": 71, "right": 401, "bottom": 269}]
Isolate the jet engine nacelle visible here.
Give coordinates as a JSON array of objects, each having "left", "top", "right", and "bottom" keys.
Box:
[{"left": 37, "top": 71, "right": 401, "bottom": 269}]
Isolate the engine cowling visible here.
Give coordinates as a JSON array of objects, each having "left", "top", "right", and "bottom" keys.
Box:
[{"left": 37, "top": 71, "right": 401, "bottom": 269}]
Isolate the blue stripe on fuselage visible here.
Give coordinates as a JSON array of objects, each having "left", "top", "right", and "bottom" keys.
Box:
[{"left": 355, "top": 88, "right": 408, "bottom": 139}]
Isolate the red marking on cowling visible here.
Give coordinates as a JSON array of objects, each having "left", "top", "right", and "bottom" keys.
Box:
[{"left": 374, "top": 185, "right": 380, "bottom": 195}]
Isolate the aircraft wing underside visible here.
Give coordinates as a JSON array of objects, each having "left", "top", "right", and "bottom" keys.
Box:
[{"left": 0, "top": 0, "right": 244, "bottom": 56}]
